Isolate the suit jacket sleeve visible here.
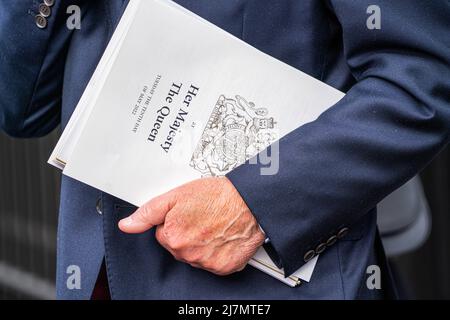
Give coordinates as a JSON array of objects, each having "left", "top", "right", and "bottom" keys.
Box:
[
  {"left": 226, "top": 0, "right": 450, "bottom": 276},
  {"left": 0, "top": 0, "right": 82, "bottom": 137}
]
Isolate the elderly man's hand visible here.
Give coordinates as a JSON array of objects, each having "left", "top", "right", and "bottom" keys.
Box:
[{"left": 118, "top": 177, "right": 265, "bottom": 275}]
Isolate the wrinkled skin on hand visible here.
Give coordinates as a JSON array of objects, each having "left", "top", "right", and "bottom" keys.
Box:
[{"left": 119, "top": 177, "right": 265, "bottom": 276}]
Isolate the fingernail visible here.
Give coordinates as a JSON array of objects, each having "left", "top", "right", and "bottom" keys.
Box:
[{"left": 119, "top": 216, "right": 134, "bottom": 227}]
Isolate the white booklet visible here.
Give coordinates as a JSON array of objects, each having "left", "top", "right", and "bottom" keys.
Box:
[{"left": 49, "top": 0, "right": 345, "bottom": 287}]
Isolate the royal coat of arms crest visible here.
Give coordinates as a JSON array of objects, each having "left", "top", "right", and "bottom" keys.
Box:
[{"left": 190, "top": 95, "right": 278, "bottom": 176}]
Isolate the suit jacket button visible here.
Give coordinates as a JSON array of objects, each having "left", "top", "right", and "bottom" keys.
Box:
[
  {"left": 337, "top": 227, "right": 349, "bottom": 239},
  {"left": 326, "top": 235, "right": 337, "bottom": 246},
  {"left": 39, "top": 4, "right": 52, "bottom": 18},
  {"left": 315, "top": 243, "right": 327, "bottom": 254},
  {"left": 35, "top": 15, "right": 47, "bottom": 29},
  {"left": 96, "top": 198, "right": 103, "bottom": 215},
  {"left": 44, "top": 0, "right": 55, "bottom": 6},
  {"left": 303, "top": 250, "right": 315, "bottom": 262}
]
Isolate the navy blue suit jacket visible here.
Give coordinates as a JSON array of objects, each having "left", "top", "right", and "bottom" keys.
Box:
[{"left": 1, "top": 0, "right": 449, "bottom": 299}]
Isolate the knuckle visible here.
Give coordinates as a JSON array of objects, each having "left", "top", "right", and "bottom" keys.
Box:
[
  {"left": 218, "top": 266, "right": 234, "bottom": 276},
  {"left": 172, "top": 251, "right": 185, "bottom": 262},
  {"left": 188, "top": 252, "right": 203, "bottom": 264},
  {"left": 155, "top": 227, "right": 165, "bottom": 244},
  {"left": 206, "top": 261, "right": 230, "bottom": 275},
  {"left": 213, "top": 268, "right": 230, "bottom": 276},
  {"left": 155, "top": 226, "right": 190, "bottom": 263},
  {"left": 163, "top": 215, "right": 177, "bottom": 230},
  {"left": 197, "top": 257, "right": 243, "bottom": 276},
  {"left": 189, "top": 263, "right": 201, "bottom": 269},
  {"left": 166, "top": 234, "right": 187, "bottom": 251},
  {"left": 218, "top": 261, "right": 241, "bottom": 276},
  {"left": 137, "top": 205, "right": 153, "bottom": 222},
  {"left": 200, "top": 259, "right": 216, "bottom": 271},
  {"left": 237, "top": 263, "right": 247, "bottom": 272}
]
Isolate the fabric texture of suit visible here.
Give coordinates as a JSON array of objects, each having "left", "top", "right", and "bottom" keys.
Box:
[{"left": 1, "top": 0, "right": 449, "bottom": 299}]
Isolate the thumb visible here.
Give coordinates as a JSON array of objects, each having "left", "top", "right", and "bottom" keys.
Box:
[{"left": 118, "top": 190, "right": 177, "bottom": 234}]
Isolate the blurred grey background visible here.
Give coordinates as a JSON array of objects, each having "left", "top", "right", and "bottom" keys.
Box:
[
  {"left": 0, "top": 130, "right": 449, "bottom": 299},
  {"left": 0, "top": 131, "right": 59, "bottom": 299}
]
